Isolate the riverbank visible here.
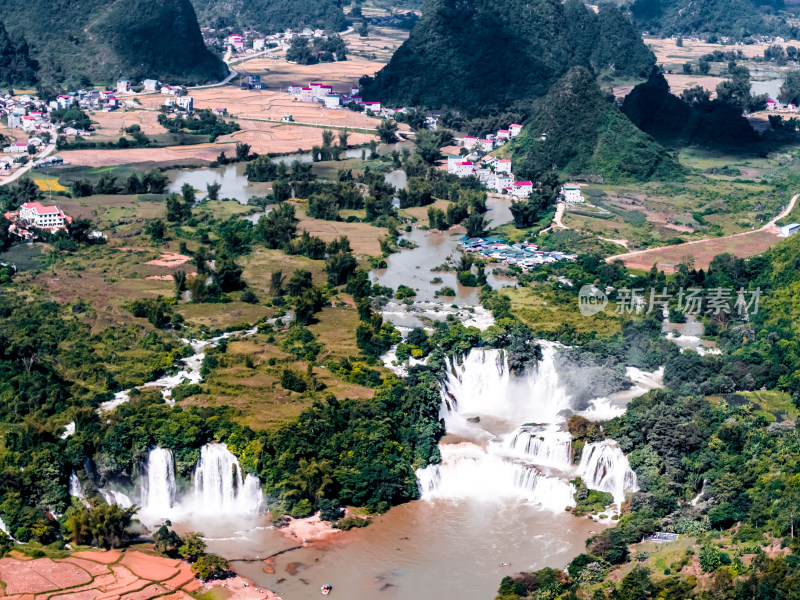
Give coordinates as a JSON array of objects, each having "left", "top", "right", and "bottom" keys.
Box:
[{"left": 0, "top": 548, "right": 278, "bottom": 600}]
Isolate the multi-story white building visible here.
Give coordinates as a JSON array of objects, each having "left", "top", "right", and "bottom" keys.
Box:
[
  {"left": 511, "top": 181, "right": 533, "bottom": 198},
  {"left": 561, "top": 183, "right": 584, "bottom": 203},
  {"left": 20, "top": 202, "right": 67, "bottom": 228}
]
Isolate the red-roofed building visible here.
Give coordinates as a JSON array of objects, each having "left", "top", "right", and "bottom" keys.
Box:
[
  {"left": 496, "top": 159, "right": 512, "bottom": 174},
  {"left": 509, "top": 124, "right": 523, "bottom": 137},
  {"left": 463, "top": 136, "right": 478, "bottom": 150},
  {"left": 19, "top": 202, "right": 68, "bottom": 228},
  {"left": 497, "top": 129, "right": 510, "bottom": 139},
  {"left": 512, "top": 181, "right": 533, "bottom": 198}
]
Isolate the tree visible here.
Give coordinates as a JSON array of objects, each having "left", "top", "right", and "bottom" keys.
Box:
[
  {"left": 191, "top": 554, "right": 229, "bottom": 580},
  {"left": 235, "top": 142, "right": 251, "bottom": 161},
  {"left": 166, "top": 194, "right": 190, "bottom": 223},
  {"left": 214, "top": 252, "right": 244, "bottom": 292},
  {"left": 325, "top": 252, "right": 357, "bottom": 286},
  {"left": 376, "top": 119, "right": 398, "bottom": 143},
  {"left": 178, "top": 532, "right": 207, "bottom": 562},
  {"left": 286, "top": 37, "right": 315, "bottom": 65},
  {"left": 338, "top": 130, "right": 349, "bottom": 149},
  {"left": 145, "top": 219, "right": 166, "bottom": 243},
  {"left": 153, "top": 522, "right": 182, "bottom": 556},
  {"left": 206, "top": 181, "right": 221, "bottom": 202},
  {"left": 270, "top": 270, "right": 285, "bottom": 295},
  {"left": 465, "top": 212, "right": 488, "bottom": 237},
  {"left": 698, "top": 58, "right": 711, "bottom": 75}
]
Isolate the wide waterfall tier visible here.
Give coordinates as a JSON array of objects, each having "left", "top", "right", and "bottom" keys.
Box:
[
  {"left": 141, "top": 447, "right": 178, "bottom": 517},
  {"left": 191, "top": 443, "right": 264, "bottom": 516},
  {"left": 442, "top": 346, "right": 572, "bottom": 427},
  {"left": 69, "top": 471, "right": 85, "bottom": 501},
  {"left": 502, "top": 426, "right": 573, "bottom": 470},
  {"left": 416, "top": 443, "right": 576, "bottom": 512},
  {"left": 576, "top": 440, "right": 638, "bottom": 507}
]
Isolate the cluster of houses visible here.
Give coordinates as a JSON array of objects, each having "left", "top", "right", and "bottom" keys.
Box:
[
  {"left": 209, "top": 29, "right": 327, "bottom": 54},
  {"left": 459, "top": 236, "right": 577, "bottom": 270},
  {"left": 4, "top": 202, "right": 72, "bottom": 236},
  {"left": 766, "top": 99, "right": 800, "bottom": 112},
  {"left": 286, "top": 81, "right": 384, "bottom": 113}
]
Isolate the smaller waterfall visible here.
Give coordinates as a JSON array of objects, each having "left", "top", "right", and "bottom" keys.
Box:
[
  {"left": 691, "top": 479, "right": 709, "bottom": 506},
  {"left": 141, "top": 447, "right": 178, "bottom": 516},
  {"left": 577, "top": 440, "right": 638, "bottom": 507},
  {"left": 100, "top": 489, "right": 134, "bottom": 509},
  {"left": 0, "top": 516, "right": 11, "bottom": 538},
  {"left": 68, "top": 470, "right": 87, "bottom": 499},
  {"left": 191, "top": 443, "right": 263, "bottom": 516},
  {"left": 503, "top": 426, "right": 573, "bottom": 470}
]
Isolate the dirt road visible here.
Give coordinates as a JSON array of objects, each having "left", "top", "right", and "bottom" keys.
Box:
[{"left": 606, "top": 193, "right": 799, "bottom": 272}]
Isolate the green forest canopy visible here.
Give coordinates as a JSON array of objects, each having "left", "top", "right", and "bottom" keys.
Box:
[
  {"left": 359, "top": 0, "right": 655, "bottom": 116},
  {"left": 0, "top": 0, "right": 225, "bottom": 87},
  {"left": 190, "top": 0, "right": 345, "bottom": 33}
]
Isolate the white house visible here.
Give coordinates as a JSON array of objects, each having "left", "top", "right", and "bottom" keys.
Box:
[
  {"left": 142, "top": 79, "right": 159, "bottom": 92},
  {"left": 350, "top": 87, "right": 360, "bottom": 96},
  {"left": 300, "top": 87, "right": 314, "bottom": 102},
  {"left": 780, "top": 223, "right": 800, "bottom": 237},
  {"left": 463, "top": 136, "right": 478, "bottom": 149},
  {"left": 19, "top": 202, "right": 67, "bottom": 228},
  {"left": 561, "top": 183, "right": 584, "bottom": 204},
  {"left": 496, "top": 159, "right": 512, "bottom": 174},
  {"left": 447, "top": 155, "right": 464, "bottom": 174},
  {"left": 324, "top": 94, "right": 340, "bottom": 108},
  {"left": 253, "top": 38, "right": 265, "bottom": 51},
  {"left": 512, "top": 181, "right": 533, "bottom": 198},
  {"left": 56, "top": 95, "right": 72, "bottom": 110},
  {"left": 478, "top": 139, "right": 494, "bottom": 152},
  {"left": 364, "top": 101, "right": 381, "bottom": 113},
  {"left": 176, "top": 96, "right": 194, "bottom": 111},
  {"left": 3, "top": 142, "right": 28, "bottom": 154},
  {"left": 453, "top": 161, "right": 476, "bottom": 177},
  {"left": 509, "top": 124, "right": 523, "bottom": 137},
  {"left": 116, "top": 80, "right": 131, "bottom": 94},
  {"left": 287, "top": 84, "right": 302, "bottom": 95},
  {"left": 497, "top": 129, "right": 510, "bottom": 140},
  {"left": 491, "top": 175, "right": 513, "bottom": 192}
]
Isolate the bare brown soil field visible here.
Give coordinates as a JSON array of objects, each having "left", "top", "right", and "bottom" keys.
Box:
[
  {"left": 240, "top": 56, "right": 388, "bottom": 91},
  {"left": 58, "top": 144, "right": 229, "bottom": 167},
  {"left": 647, "top": 36, "right": 800, "bottom": 62},
  {"left": 0, "top": 550, "right": 276, "bottom": 600},
  {"left": 90, "top": 111, "right": 166, "bottom": 136},
  {"left": 342, "top": 27, "right": 410, "bottom": 62},
  {"left": 610, "top": 228, "right": 782, "bottom": 272},
  {"left": 293, "top": 202, "right": 386, "bottom": 256}
]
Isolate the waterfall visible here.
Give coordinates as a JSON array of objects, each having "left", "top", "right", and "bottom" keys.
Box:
[
  {"left": 577, "top": 440, "right": 638, "bottom": 507},
  {"left": 141, "top": 447, "right": 178, "bottom": 516},
  {"left": 442, "top": 345, "right": 572, "bottom": 427},
  {"left": 100, "top": 489, "right": 133, "bottom": 509},
  {"left": 0, "top": 516, "right": 11, "bottom": 538},
  {"left": 416, "top": 443, "right": 576, "bottom": 512},
  {"left": 191, "top": 443, "right": 263, "bottom": 516},
  {"left": 503, "top": 426, "right": 573, "bottom": 470}
]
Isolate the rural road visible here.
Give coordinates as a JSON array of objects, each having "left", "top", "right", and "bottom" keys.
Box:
[
  {"left": 605, "top": 192, "right": 800, "bottom": 266},
  {"left": 0, "top": 142, "right": 56, "bottom": 187}
]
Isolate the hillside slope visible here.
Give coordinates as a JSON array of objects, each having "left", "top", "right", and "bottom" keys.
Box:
[
  {"left": 630, "top": 0, "right": 795, "bottom": 37},
  {"left": 359, "top": 0, "right": 654, "bottom": 115},
  {"left": 510, "top": 67, "right": 683, "bottom": 183},
  {"left": 0, "top": 21, "right": 36, "bottom": 87},
  {"left": 191, "top": 0, "right": 346, "bottom": 33},
  {"left": 0, "top": 0, "right": 226, "bottom": 87}
]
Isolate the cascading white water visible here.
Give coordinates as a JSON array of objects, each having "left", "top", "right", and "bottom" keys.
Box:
[
  {"left": 0, "top": 516, "right": 11, "bottom": 538},
  {"left": 69, "top": 471, "right": 87, "bottom": 502},
  {"left": 191, "top": 443, "right": 263, "bottom": 516},
  {"left": 503, "top": 426, "right": 573, "bottom": 470},
  {"left": 416, "top": 443, "right": 575, "bottom": 511},
  {"left": 576, "top": 440, "right": 638, "bottom": 507},
  {"left": 141, "top": 447, "right": 178, "bottom": 517},
  {"left": 442, "top": 346, "right": 571, "bottom": 428},
  {"left": 100, "top": 489, "right": 133, "bottom": 508}
]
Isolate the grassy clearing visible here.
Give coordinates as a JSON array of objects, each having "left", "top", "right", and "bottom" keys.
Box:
[
  {"left": 711, "top": 390, "right": 800, "bottom": 422},
  {"left": 503, "top": 285, "right": 623, "bottom": 337},
  {"left": 0, "top": 244, "right": 46, "bottom": 271},
  {"left": 178, "top": 302, "right": 272, "bottom": 330}
]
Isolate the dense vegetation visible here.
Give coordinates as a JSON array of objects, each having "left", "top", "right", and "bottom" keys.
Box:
[
  {"left": 622, "top": 69, "right": 761, "bottom": 149},
  {"left": 0, "top": 0, "right": 225, "bottom": 88},
  {"left": 629, "top": 0, "right": 796, "bottom": 39},
  {"left": 495, "top": 233, "right": 800, "bottom": 599},
  {"left": 0, "top": 20, "right": 36, "bottom": 87},
  {"left": 359, "top": 0, "right": 655, "bottom": 116},
  {"left": 509, "top": 67, "right": 683, "bottom": 183},
  {"left": 191, "top": 0, "right": 345, "bottom": 33}
]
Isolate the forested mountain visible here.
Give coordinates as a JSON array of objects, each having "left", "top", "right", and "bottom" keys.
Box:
[
  {"left": 191, "top": 0, "right": 346, "bottom": 33},
  {"left": 0, "top": 21, "right": 36, "bottom": 87},
  {"left": 622, "top": 70, "right": 761, "bottom": 148},
  {"left": 630, "top": 0, "right": 796, "bottom": 38},
  {"left": 359, "top": 0, "right": 655, "bottom": 116},
  {"left": 0, "top": 0, "right": 226, "bottom": 88},
  {"left": 509, "top": 67, "right": 682, "bottom": 183}
]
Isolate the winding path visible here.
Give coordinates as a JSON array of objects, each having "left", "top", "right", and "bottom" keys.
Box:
[
  {"left": 0, "top": 142, "right": 56, "bottom": 187},
  {"left": 605, "top": 193, "right": 799, "bottom": 272}
]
